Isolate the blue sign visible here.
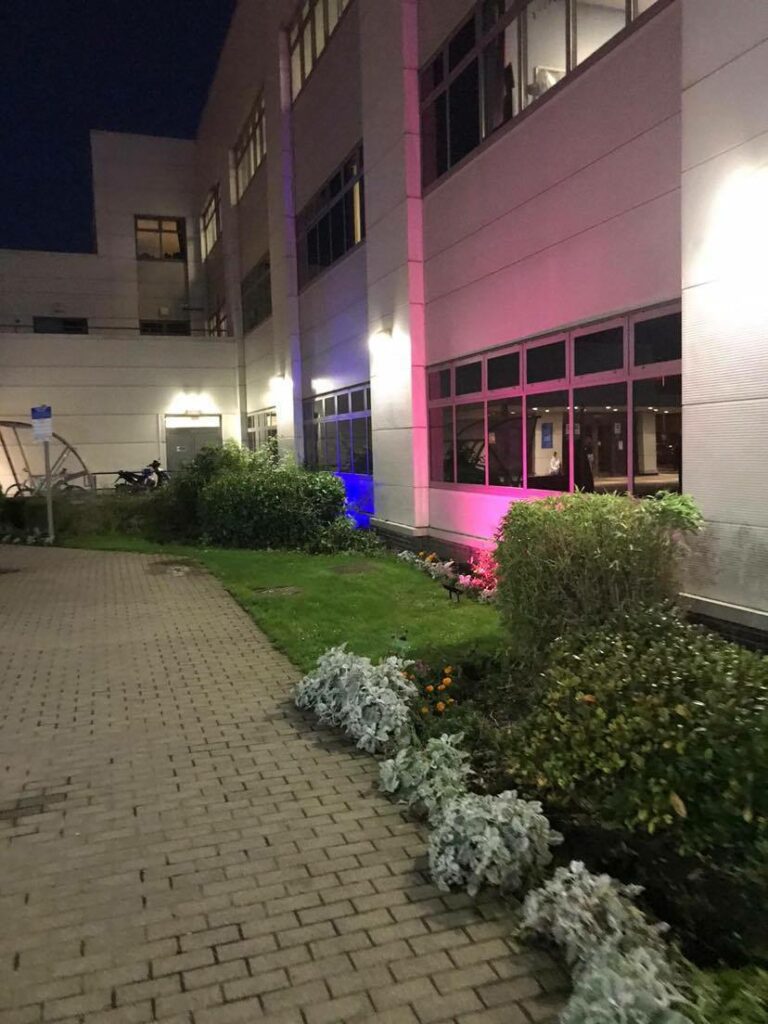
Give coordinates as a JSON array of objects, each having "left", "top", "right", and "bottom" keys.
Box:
[
  {"left": 541, "top": 422, "right": 553, "bottom": 449},
  {"left": 31, "top": 405, "right": 53, "bottom": 442},
  {"left": 31, "top": 405, "right": 52, "bottom": 420}
]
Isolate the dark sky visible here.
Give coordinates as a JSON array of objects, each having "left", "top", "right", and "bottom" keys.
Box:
[{"left": 0, "top": 1, "right": 236, "bottom": 253}]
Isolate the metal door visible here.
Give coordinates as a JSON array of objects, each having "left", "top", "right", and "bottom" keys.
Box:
[{"left": 166, "top": 425, "right": 223, "bottom": 472}]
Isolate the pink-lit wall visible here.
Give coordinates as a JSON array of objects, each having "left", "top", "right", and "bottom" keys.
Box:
[{"left": 419, "top": 1, "right": 682, "bottom": 543}]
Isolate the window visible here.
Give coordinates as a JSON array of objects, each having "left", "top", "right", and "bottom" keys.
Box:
[
  {"left": 234, "top": 93, "right": 266, "bottom": 201},
  {"left": 427, "top": 305, "right": 681, "bottom": 495},
  {"left": 200, "top": 187, "right": 221, "bottom": 259},
  {"left": 421, "top": 0, "right": 655, "bottom": 187},
  {"left": 139, "top": 320, "right": 191, "bottom": 336},
  {"left": 297, "top": 145, "right": 365, "bottom": 287},
  {"left": 206, "top": 305, "right": 229, "bottom": 337},
  {"left": 289, "top": 0, "right": 352, "bottom": 101},
  {"left": 247, "top": 409, "right": 277, "bottom": 451},
  {"left": 304, "top": 383, "right": 372, "bottom": 475},
  {"left": 33, "top": 316, "right": 88, "bottom": 334},
  {"left": 135, "top": 217, "right": 185, "bottom": 261},
  {"left": 241, "top": 256, "right": 272, "bottom": 332}
]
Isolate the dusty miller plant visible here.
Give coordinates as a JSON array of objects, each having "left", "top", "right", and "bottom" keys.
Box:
[
  {"left": 561, "top": 946, "right": 692, "bottom": 1024},
  {"left": 428, "top": 791, "right": 562, "bottom": 897},
  {"left": 379, "top": 733, "right": 472, "bottom": 824},
  {"left": 295, "top": 646, "right": 416, "bottom": 754},
  {"left": 522, "top": 861, "right": 668, "bottom": 969}
]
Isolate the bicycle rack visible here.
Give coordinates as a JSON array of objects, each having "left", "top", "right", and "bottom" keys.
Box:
[{"left": 0, "top": 420, "right": 95, "bottom": 496}]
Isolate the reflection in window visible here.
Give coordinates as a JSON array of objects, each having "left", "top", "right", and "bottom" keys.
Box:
[
  {"left": 488, "top": 398, "right": 523, "bottom": 485},
  {"left": 526, "top": 391, "right": 569, "bottom": 491},
  {"left": 456, "top": 403, "right": 486, "bottom": 484},
  {"left": 525, "top": 0, "right": 567, "bottom": 106},
  {"left": 634, "top": 312, "right": 682, "bottom": 366},
  {"left": 575, "top": 1, "right": 627, "bottom": 66},
  {"left": 633, "top": 375, "right": 682, "bottom": 495},
  {"left": 429, "top": 406, "right": 455, "bottom": 482},
  {"left": 527, "top": 340, "right": 566, "bottom": 384},
  {"left": 574, "top": 326, "right": 623, "bottom": 375},
  {"left": 304, "top": 383, "right": 372, "bottom": 476},
  {"left": 483, "top": 17, "right": 519, "bottom": 134},
  {"left": 574, "top": 382, "right": 628, "bottom": 493},
  {"left": 247, "top": 408, "right": 277, "bottom": 451}
]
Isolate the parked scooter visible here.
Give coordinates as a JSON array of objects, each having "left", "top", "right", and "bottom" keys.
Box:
[{"left": 114, "top": 460, "right": 169, "bottom": 493}]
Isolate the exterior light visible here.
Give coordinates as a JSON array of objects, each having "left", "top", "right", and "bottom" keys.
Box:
[{"left": 311, "top": 378, "right": 333, "bottom": 394}]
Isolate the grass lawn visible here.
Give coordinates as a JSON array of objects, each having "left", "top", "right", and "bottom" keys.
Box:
[{"left": 64, "top": 534, "right": 502, "bottom": 672}]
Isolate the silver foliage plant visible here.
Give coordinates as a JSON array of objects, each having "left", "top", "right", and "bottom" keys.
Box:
[
  {"left": 521, "top": 861, "right": 668, "bottom": 969},
  {"left": 428, "top": 791, "right": 562, "bottom": 897},
  {"left": 294, "top": 645, "right": 416, "bottom": 754},
  {"left": 379, "top": 733, "right": 473, "bottom": 824},
  {"left": 561, "top": 946, "right": 691, "bottom": 1024}
]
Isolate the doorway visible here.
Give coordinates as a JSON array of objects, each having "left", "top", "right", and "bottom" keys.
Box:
[{"left": 165, "top": 415, "right": 222, "bottom": 472}]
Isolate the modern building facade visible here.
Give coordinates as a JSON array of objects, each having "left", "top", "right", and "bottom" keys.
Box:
[{"left": 1, "top": 0, "right": 767, "bottom": 633}]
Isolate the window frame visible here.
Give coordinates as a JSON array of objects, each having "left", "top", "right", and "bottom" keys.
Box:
[
  {"left": 134, "top": 215, "right": 186, "bottom": 262},
  {"left": 206, "top": 305, "right": 229, "bottom": 338},
  {"left": 426, "top": 302, "right": 681, "bottom": 497},
  {"left": 200, "top": 187, "right": 222, "bottom": 260},
  {"left": 233, "top": 92, "right": 267, "bottom": 202},
  {"left": 420, "top": 0, "right": 670, "bottom": 189},
  {"left": 303, "top": 382, "right": 373, "bottom": 476},
  {"left": 241, "top": 254, "right": 273, "bottom": 333},
  {"left": 296, "top": 143, "right": 365, "bottom": 289},
  {"left": 247, "top": 408, "right": 278, "bottom": 451},
  {"left": 288, "top": 0, "right": 353, "bottom": 102}
]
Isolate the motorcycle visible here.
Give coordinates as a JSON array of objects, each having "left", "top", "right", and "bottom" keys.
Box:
[{"left": 114, "top": 461, "right": 169, "bottom": 494}]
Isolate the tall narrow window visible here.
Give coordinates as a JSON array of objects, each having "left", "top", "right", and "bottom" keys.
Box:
[
  {"left": 241, "top": 255, "right": 272, "bottom": 332},
  {"left": 233, "top": 93, "right": 266, "bottom": 201},
  {"left": 200, "top": 188, "right": 221, "bottom": 259},
  {"left": 304, "top": 383, "right": 372, "bottom": 475},
  {"left": 524, "top": 0, "right": 567, "bottom": 107},
  {"left": 574, "top": 1, "right": 627, "bottom": 66},
  {"left": 288, "top": 0, "right": 352, "bottom": 101}
]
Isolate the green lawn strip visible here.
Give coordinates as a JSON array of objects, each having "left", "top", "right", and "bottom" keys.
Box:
[{"left": 63, "top": 534, "right": 501, "bottom": 672}]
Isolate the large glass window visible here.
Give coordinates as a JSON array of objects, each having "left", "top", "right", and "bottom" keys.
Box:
[
  {"left": 633, "top": 374, "right": 682, "bottom": 495},
  {"left": 421, "top": 0, "right": 659, "bottom": 187},
  {"left": 135, "top": 217, "right": 185, "bottom": 261},
  {"left": 297, "top": 145, "right": 365, "bottom": 287},
  {"left": 304, "top": 383, "right": 372, "bottom": 475},
  {"left": 247, "top": 409, "right": 277, "bottom": 451},
  {"left": 427, "top": 305, "right": 681, "bottom": 496},
  {"left": 200, "top": 188, "right": 221, "bottom": 259},
  {"left": 233, "top": 93, "right": 266, "bottom": 201},
  {"left": 241, "top": 256, "right": 272, "bottom": 332},
  {"left": 289, "top": 0, "right": 352, "bottom": 101},
  {"left": 206, "top": 305, "right": 229, "bottom": 338}
]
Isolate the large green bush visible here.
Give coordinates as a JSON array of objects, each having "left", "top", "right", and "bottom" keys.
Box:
[
  {"left": 1, "top": 492, "right": 151, "bottom": 540},
  {"left": 508, "top": 606, "right": 768, "bottom": 865},
  {"left": 148, "top": 440, "right": 347, "bottom": 549},
  {"left": 495, "top": 492, "right": 702, "bottom": 663}
]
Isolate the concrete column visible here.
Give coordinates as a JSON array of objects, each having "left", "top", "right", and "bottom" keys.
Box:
[
  {"left": 360, "top": 0, "right": 428, "bottom": 536},
  {"left": 681, "top": 0, "right": 768, "bottom": 628}
]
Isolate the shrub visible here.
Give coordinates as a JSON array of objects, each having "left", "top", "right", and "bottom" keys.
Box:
[
  {"left": 379, "top": 733, "right": 472, "bottom": 824},
  {"left": 302, "top": 515, "right": 382, "bottom": 555},
  {"left": 495, "top": 492, "right": 702, "bottom": 663},
  {"left": 509, "top": 606, "right": 768, "bottom": 863},
  {"left": 457, "top": 548, "right": 498, "bottom": 602},
  {"left": 148, "top": 440, "right": 347, "bottom": 549},
  {"left": 689, "top": 968, "right": 768, "bottom": 1024},
  {"left": 428, "top": 791, "right": 562, "bottom": 897},
  {"left": 522, "top": 861, "right": 667, "bottom": 968},
  {"left": 561, "top": 947, "right": 691, "bottom": 1024},
  {"left": 295, "top": 646, "right": 416, "bottom": 753}
]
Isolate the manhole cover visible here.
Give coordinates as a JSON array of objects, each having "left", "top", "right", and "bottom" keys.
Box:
[
  {"left": 328, "top": 562, "right": 376, "bottom": 576},
  {"left": 0, "top": 791, "right": 67, "bottom": 826},
  {"left": 251, "top": 585, "right": 303, "bottom": 597}
]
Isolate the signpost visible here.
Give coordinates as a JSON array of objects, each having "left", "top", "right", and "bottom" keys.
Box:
[{"left": 31, "top": 405, "right": 54, "bottom": 542}]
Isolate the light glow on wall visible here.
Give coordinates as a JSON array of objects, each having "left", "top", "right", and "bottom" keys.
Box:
[
  {"left": 704, "top": 164, "right": 768, "bottom": 289},
  {"left": 167, "top": 391, "right": 218, "bottom": 416},
  {"left": 311, "top": 377, "right": 333, "bottom": 394},
  {"left": 369, "top": 327, "right": 411, "bottom": 392}
]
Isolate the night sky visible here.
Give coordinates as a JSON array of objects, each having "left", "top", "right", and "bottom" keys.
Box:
[{"left": 0, "top": 1, "right": 236, "bottom": 253}]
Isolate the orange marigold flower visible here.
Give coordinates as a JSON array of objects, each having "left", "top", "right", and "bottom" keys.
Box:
[
  {"left": 436, "top": 701, "right": 446, "bottom": 713},
  {"left": 437, "top": 684, "right": 446, "bottom": 692},
  {"left": 442, "top": 678, "right": 451, "bottom": 687},
  {"left": 426, "top": 684, "right": 434, "bottom": 693}
]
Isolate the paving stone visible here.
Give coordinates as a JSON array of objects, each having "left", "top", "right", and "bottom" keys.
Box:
[{"left": 0, "top": 548, "right": 560, "bottom": 1024}]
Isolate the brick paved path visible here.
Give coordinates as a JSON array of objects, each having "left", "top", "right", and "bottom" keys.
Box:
[{"left": 0, "top": 548, "right": 563, "bottom": 1024}]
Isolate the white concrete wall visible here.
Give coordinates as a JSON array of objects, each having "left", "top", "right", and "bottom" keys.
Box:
[
  {"left": 0, "top": 131, "right": 203, "bottom": 335},
  {"left": 0, "top": 333, "right": 239, "bottom": 491},
  {"left": 680, "top": 0, "right": 768, "bottom": 627}
]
